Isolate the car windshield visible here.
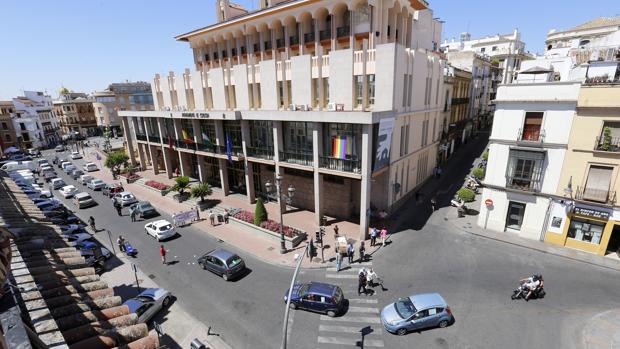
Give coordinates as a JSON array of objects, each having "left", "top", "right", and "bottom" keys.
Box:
[
  {"left": 333, "top": 287, "right": 343, "bottom": 303},
  {"left": 394, "top": 298, "right": 417, "bottom": 319},
  {"left": 159, "top": 224, "right": 172, "bottom": 231},
  {"left": 298, "top": 284, "right": 310, "bottom": 296},
  {"left": 78, "top": 196, "right": 90, "bottom": 201},
  {"left": 227, "top": 255, "right": 243, "bottom": 267}
]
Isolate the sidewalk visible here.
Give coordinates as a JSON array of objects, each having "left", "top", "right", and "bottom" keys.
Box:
[{"left": 83, "top": 149, "right": 372, "bottom": 269}]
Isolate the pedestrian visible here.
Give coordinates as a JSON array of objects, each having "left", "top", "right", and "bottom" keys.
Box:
[
  {"left": 437, "top": 167, "right": 443, "bottom": 178},
  {"left": 307, "top": 239, "right": 315, "bottom": 259},
  {"left": 358, "top": 269, "right": 367, "bottom": 295},
  {"left": 130, "top": 208, "right": 137, "bottom": 222},
  {"left": 114, "top": 201, "right": 122, "bottom": 216},
  {"left": 359, "top": 241, "right": 366, "bottom": 263},
  {"left": 370, "top": 227, "right": 377, "bottom": 247},
  {"left": 209, "top": 210, "right": 215, "bottom": 225},
  {"left": 333, "top": 224, "right": 339, "bottom": 237},
  {"left": 347, "top": 242, "right": 354, "bottom": 264},
  {"left": 380, "top": 227, "right": 388, "bottom": 247},
  {"left": 335, "top": 252, "right": 342, "bottom": 272},
  {"left": 117, "top": 236, "right": 125, "bottom": 252},
  {"left": 174, "top": 167, "right": 180, "bottom": 177},
  {"left": 430, "top": 196, "right": 437, "bottom": 212},
  {"left": 160, "top": 245, "right": 167, "bottom": 264},
  {"left": 223, "top": 209, "right": 229, "bottom": 224},
  {"left": 88, "top": 216, "right": 96, "bottom": 232}
]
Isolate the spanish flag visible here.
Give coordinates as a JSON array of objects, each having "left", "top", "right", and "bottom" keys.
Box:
[{"left": 182, "top": 129, "right": 194, "bottom": 144}]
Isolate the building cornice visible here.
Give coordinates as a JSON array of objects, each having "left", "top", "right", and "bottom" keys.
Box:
[{"left": 488, "top": 138, "right": 567, "bottom": 149}]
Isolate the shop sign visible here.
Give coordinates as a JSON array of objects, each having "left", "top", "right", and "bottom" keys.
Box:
[
  {"left": 181, "top": 112, "right": 210, "bottom": 118},
  {"left": 573, "top": 206, "right": 610, "bottom": 220}
]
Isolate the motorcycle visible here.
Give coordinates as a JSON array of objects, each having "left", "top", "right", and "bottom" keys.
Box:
[
  {"left": 511, "top": 283, "right": 546, "bottom": 300},
  {"left": 450, "top": 196, "right": 468, "bottom": 217},
  {"left": 123, "top": 242, "right": 138, "bottom": 257}
]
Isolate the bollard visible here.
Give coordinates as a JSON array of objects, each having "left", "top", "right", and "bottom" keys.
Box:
[{"left": 190, "top": 338, "right": 208, "bottom": 349}]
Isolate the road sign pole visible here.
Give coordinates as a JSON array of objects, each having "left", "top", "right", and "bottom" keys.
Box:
[
  {"left": 106, "top": 229, "right": 116, "bottom": 256},
  {"left": 484, "top": 199, "right": 493, "bottom": 230},
  {"left": 132, "top": 263, "right": 140, "bottom": 293}
]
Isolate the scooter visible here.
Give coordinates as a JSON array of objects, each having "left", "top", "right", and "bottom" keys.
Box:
[
  {"left": 124, "top": 242, "right": 138, "bottom": 257},
  {"left": 450, "top": 196, "right": 468, "bottom": 217},
  {"left": 511, "top": 283, "right": 546, "bottom": 300}
]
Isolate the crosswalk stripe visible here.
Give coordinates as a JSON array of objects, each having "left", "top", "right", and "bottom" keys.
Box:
[
  {"left": 347, "top": 306, "right": 379, "bottom": 314},
  {"left": 320, "top": 315, "right": 381, "bottom": 324},
  {"left": 317, "top": 336, "right": 384, "bottom": 347},
  {"left": 318, "top": 324, "right": 383, "bottom": 335},
  {"left": 325, "top": 274, "right": 358, "bottom": 279},
  {"left": 347, "top": 298, "right": 378, "bottom": 304}
]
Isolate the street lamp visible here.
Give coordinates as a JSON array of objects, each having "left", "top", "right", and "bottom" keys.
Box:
[{"left": 265, "top": 174, "right": 295, "bottom": 254}]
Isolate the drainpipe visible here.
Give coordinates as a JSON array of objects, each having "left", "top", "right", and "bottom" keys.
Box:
[{"left": 539, "top": 197, "right": 554, "bottom": 242}]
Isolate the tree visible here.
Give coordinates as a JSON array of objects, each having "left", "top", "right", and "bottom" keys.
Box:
[
  {"left": 104, "top": 151, "right": 129, "bottom": 179},
  {"left": 457, "top": 188, "right": 476, "bottom": 202},
  {"left": 173, "top": 176, "right": 190, "bottom": 195},
  {"left": 482, "top": 150, "right": 489, "bottom": 161},
  {"left": 254, "top": 198, "right": 268, "bottom": 226},
  {"left": 191, "top": 182, "right": 212, "bottom": 202},
  {"left": 471, "top": 167, "right": 485, "bottom": 180}
]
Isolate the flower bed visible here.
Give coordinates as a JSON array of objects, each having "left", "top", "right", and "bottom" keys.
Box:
[
  {"left": 120, "top": 173, "right": 140, "bottom": 183},
  {"left": 232, "top": 210, "right": 301, "bottom": 238},
  {"left": 145, "top": 180, "right": 170, "bottom": 191}
]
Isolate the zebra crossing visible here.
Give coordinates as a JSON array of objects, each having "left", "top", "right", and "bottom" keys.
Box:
[{"left": 316, "top": 261, "right": 385, "bottom": 348}]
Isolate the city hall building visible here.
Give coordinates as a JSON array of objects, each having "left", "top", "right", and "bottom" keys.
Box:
[{"left": 120, "top": 0, "right": 446, "bottom": 238}]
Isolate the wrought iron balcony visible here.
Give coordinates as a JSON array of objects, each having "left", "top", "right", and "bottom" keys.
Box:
[
  {"left": 214, "top": 144, "right": 244, "bottom": 157},
  {"left": 289, "top": 36, "right": 299, "bottom": 45},
  {"left": 505, "top": 175, "right": 541, "bottom": 192},
  {"left": 319, "top": 156, "right": 361, "bottom": 173},
  {"left": 196, "top": 142, "right": 217, "bottom": 153},
  {"left": 276, "top": 38, "right": 285, "bottom": 48},
  {"left": 264, "top": 41, "right": 272, "bottom": 50},
  {"left": 518, "top": 127, "right": 545, "bottom": 143},
  {"left": 148, "top": 136, "right": 161, "bottom": 144},
  {"left": 576, "top": 186, "right": 616, "bottom": 204},
  {"left": 594, "top": 136, "right": 620, "bottom": 152},
  {"left": 135, "top": 134, "right": 147, "bottom": 141},
  {"left": 319, "top": 29, "right": 331, "bottom": 41},
  {"left": 279, "top": 150, "right": 313, "bottom": 166},
  {"left": 304, "top": 32, "right": 315, "bottom": 43},
  {"left": 336, "top": 26, "right": 350, "bottom": 38},
  {"left": 246, "top": 146, "right": 275, "bottom": 160}
]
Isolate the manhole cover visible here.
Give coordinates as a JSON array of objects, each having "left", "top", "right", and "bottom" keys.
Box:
[
  {"left": 148, "top": 274, "right": 156, "bottom": 279},
  {"left": 267, "top": 246, "right": 274, "bottom": 251}
]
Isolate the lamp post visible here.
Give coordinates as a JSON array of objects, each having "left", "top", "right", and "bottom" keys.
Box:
[{"left": 265, "top": 174, "right": 295, "bottom": 254}]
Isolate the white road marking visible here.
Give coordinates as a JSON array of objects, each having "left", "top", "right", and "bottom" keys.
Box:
[
  {"left": 347, "top": 306, "right": 379, "bottom": 314},
  {"left": 318, "top": 324, "right": 383, "bottom": 335},
  {"left": 347, "top": 298, "right": 378, "bottom": 304},
  {"left": 325, "top": 274, "right": 357, "bottom": 279},
  {"left": 319, "top": 315, "right": 381, "bottom": 324},
  {"left": 317, "top": 336, "right": 384, "bottom": 347}
]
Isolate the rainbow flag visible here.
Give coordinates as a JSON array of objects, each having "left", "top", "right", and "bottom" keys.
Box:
[
  {"left": 332, "top": 136, "right": 347, "bottom": 159},
  {"left": 181, "top": 129, "right": 194, "bottom": 144}
]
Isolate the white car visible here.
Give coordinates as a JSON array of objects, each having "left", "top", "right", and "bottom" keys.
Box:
[
  {"left": 78, "top": 174, "right": 93, "bottom": 185},
  {"left": 83, "top": 162, "right": 98, "bottom": 172},
  {"left": 59, "top": 185, "right": 79, "bottom": 198},
  {"left": 144, "top": 220, "right": 176, "bottom": 241},
  {"left": 87, "top": 178, "right": 106, "bottom": 190},
  {"left": 113, "top": 191, "right": 138, "bottom": 206},
  {"left": 70, "top": 151, "right": 82, "bottom": 160}
]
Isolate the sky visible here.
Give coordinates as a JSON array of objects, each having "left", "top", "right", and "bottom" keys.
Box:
[{"left": 1, "top": 0, "right": 619, "bottom": 101}]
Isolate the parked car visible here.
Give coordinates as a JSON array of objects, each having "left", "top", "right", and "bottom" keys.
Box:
[
  {"left": 123, "top": 288, "right": 172, "bottom": 323},
  {"left": 129, "top": 201, "right": 158, "bottom": 219},
  {"left": 381, "top": 293, "right": 454, "bottom": 336},
  {"left": 113, "top": 191, "right": 137, "bottom": 206},
  {"left": 284, "top": 282, "right": 344, "bottom": 317},
  {"left": 36, "top": 199, "right": 64, "bottom": 211},
  {"left": 70, "top": 151, "right": 82, "bottom": 160},
  {"left": 63, "top": 165, "right": 77, "bottom": 175},
  {"left": 60, "top": 161, "right": 72, "bottom": 171},
  {"left": 64, "top": 232, "right": 94, "bottom": 245},
  {"left": 49, "top": 215, "right": 81, "bottom": 225},
  {"left": 144, "top": 220, "right": 176, "bottom": 241},
  {"left": 87, "top": 178, "right": 106, "bottom": 190},
  {"left": 50, "top": 178, "right": 66, "bottom": 190},
  {"left": 103, "top": 183, "right": 124, "bottom": 198},
  {"left": 197, "top": 249, "right": 246, "bottom": 281},
  {"left": 73, "top": 192, "right": 96, "bottom": 208},
  {"left": 71, "top": 169, "right": 84, "bottom": 180},
  {"left": 58, "top": 224, "right": 86, "bottom": 234},
  {"left": 75, "top": 240, "right": 111, "bottom": 259},
  {"left": 59, "top": 185, "right": 79, "bottom": 198},
  {"left": 78, "top": 174, "right": 93, "bottom": 185},
  {"left": 83, "top": 162, "right": 98, "bottom": 172},
  {"left": 54, "top": 145, "right": 65, "bottom": 152}
]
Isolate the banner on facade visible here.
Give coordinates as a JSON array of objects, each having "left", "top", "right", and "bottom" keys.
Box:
[
  {"left": 373, "top": 117, "right": 395, "bottom": 172},
  {"left": 173, "top": 209, "right": 198, "bottom": 227}
]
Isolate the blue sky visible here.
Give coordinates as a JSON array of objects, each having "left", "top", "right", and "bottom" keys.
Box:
[{"left": 1, "top": 0, "right": 618, "bottom": 100}]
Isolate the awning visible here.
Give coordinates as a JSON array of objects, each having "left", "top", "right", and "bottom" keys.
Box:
[{"left": 519, "top": 66, "right": 554, "bottom": 74}]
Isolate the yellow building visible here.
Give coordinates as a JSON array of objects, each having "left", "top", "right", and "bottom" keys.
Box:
[{"left": 546, "top": 83, "right": 620, "bottom": 256}]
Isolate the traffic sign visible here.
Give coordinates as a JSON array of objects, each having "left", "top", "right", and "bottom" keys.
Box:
[{"left": 484, "top": 199, "right": 493, "bottom": 206}]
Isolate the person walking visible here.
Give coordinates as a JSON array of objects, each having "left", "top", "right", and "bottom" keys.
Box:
[
  {"left": 209, "top": 210, "right": 215, "bottom": 226},
  {"left": 223, "top": 209, "right": 229, "bottom": 224},
  {"left": 88, "top": 216, "right": 96, "bottom": 232},
  {"left": 114, "top": 201, "right": 122, "bottom": 216},
  {"left": 359, "top": 241, "right": 366, "bottom": 263},
  {"left": 358, "top": 269, "right": 367, "bottom": 295},
  {"left": 370, "top": 228, "right": 377, "bottom": 247},
  {"left": 117, "top": 236, "right": 126, "bottom": 252},
  {"left": 380, "top": 227, "right": 388, "bottom": 247},
  {"left": 130, "top": 208, "right": 137, "bottom": 222},
  {"left": 333, "top": 224, "right": 339, "bottom": 237},
  {"left": 430, "top": 196, "right": 437, "bottom": 212},
  {"left": 347, "top": 242, "right": 354, "bottom": 264},
  {"left": 335, "top": 252, "right": 342, "bottom": 272},
  {"left": 160, "top": 245, "right": 167, "bottom": 264}
]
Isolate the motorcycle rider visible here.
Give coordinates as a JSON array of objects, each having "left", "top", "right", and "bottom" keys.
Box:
[{"left": 519, "top": 274, "right": 543, "bottom": 301}]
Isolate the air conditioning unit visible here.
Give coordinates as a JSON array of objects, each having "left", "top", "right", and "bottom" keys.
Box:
[
  {"left": 288, "top": 104, "right": 296, "bottom": 111},
  {"left": 327, "top": 102, "right": 337, "bottom": 111}
]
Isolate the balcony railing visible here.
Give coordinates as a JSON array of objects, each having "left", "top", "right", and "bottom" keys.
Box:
[
  {"left": 518, "top": 127, "right": 545, "bottom": 143},
  {"left": 289, "top": 36, "right": 299, "bottom": 45},
  {"left": 304, "top": 32, "right": 315, "bottom": 43},
  {"left": 336, "top": 26, "right": 350, "bottom": 38},
  {"left": 253, "top": 43, "right": 259, "bottom": 52},
  {"left": 506, "top": 175, "right": 541, "bottom": 192},
  {"left": 276, "top": 38, "right": 285, "bottom": 48},
  {"left": 319, "top": 156, "right": 361, "bottom": 173},
  {"left": 175, "top": 139, "right": 196, "bottom": 150},
  {"left": 576, "top": 186, "right": 616, "bottom": 204},
  {"left": 594, "top": 136, "right": 620, "bottom": 152},
  {"left": 264, "top": 41, "right": 272, "bottom": 50},
  {"left": 246, "top": 146, "right": 275, "bottom": 160},
  {"left": 319, "top": 29, "right": 331, "bottom": 41},
  {"left": 196, "top": 142, "right": 217, "bottom": 153},
  {"left": 148, "top": 136, "right": 161, "bottom": 144},
  {"left": 214, "top": 144, "right": 244, "bottom": 157},
  {"left": 136, "top": 134, "right": 147, "bottom": 141},
  {"left": 279, "top": 151, "right": 313, "bottom": 166},
  {"left": 451, "top": 97, "right": 470, "bottom": 105}
]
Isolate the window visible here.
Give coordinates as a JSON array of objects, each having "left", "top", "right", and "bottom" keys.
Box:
[
  {"left": 355, "top": 75, "right": 364, "bottom": 107},
  {"left": 492, "top": 46, "right": 497, "bottom": 51},
  {"left": 20, "top": 123, "right": 26, "bottom": 131},
  {"left": 580, "top": 166, "right": 613, "bottom": 202},
  {"left": 505, "top": 201, "right": 526, "bottom": 230},
  {"left": 278, "top": 81, "right": 285, "bottom": 107},
  {"left": 521, "top": 112, "right": 543, "bottom": 141},
  {"left": 323, "top": 78, "right": 330, "bottom": 105},
  {"left": 367, "top": 74, "right": 375, "bottom": 106},
  {"left": 596, "top": 122, "right": 620, "bottom": 151},
  {"left": 5, "top": 134, "right": 11, "bottom": 142},
  {"left": 506, "top": 150, "right": 544, "bottom": 191},
  {"left": 312, "top": 78, "right": 320, "bottom": 108},
  {"left": 255, "top": 83, "right": 262, "bottom": 108},
  {"left": 284, "top": 121, "right": 312, "bottom": 154},
  {"left": 324, "top": 123, "right": 361, "bottom": 159},
  {"left": 407, "top": 75, "right": 413, "bottom": 107},
  {"left": 568, "top": 218, "right": 604, "bottom": 244},
  {"left": 402, "top": 75, "right": 408, "bottom": 107},
  {"left": 400, "top": 125, "right": 406, "bottom": 156},
  {"left": 1, "top": 122, "right": 7, "bottom": 130},
  {"left": 480, "top": 47, "right": 486, "bottom": 53}
]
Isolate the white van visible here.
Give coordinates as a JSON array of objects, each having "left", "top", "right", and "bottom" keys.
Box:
[
  {"left": 51, "top": 178, "right": 66, "bottom": 190},
  {"left": 1, "top": 161, "right": 36, "bottom": 173}
]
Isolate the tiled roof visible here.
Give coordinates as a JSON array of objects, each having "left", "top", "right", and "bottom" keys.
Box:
[
  {"left": 0, "top": 174, "right": 159, "bottom": 349},
  {"left": 570, "top": 16, "right": 620, "bottom": 31}
]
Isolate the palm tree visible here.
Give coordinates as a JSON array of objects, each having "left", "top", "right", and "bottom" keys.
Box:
[{"left": 191, "top": 182, "right": 213, "bottom": 202}]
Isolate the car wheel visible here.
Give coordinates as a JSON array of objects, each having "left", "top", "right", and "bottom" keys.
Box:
[
  {"left": 145, "top": 229, "right": 149, "bottom": 236},
  {"left": 201, "top": 263, "right": 207, "bottom": 270},
  {"left": 289, "top": 302, "right": 297, "bottom": 310},
  {"left": 222, "top": 273, "right": 229, "bottom": 281},
  {"left": 326, "top": 310, "right": 336, "bottom": 318},
  {"left": 438, "top": 320, "right": 449, "bottom": 328},
  {"left": 162, "top": 296, "right": 171, "bottom": 307},
  {"left": 396, "top": 328, "right": 407, "bottom": 336}
]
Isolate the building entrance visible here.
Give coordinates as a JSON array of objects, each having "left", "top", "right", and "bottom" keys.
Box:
[
  {"left": 606, "top": 225, "right": 620, "bottom": 256},
  {"left": 227, "top": 161, "right": 246, "bottom": 195}
]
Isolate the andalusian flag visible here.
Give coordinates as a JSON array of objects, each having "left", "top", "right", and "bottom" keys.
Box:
[
  {"left": 332, "top": 136, "right": 348, "bottom": 159},
  {"left": 181, "top": 129, "right": 194, "bottom": 144},
  {"left": 201, "top": 132, "right": 212, "bottom": 146}
]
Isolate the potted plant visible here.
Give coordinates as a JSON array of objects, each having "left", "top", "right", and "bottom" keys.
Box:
[
  {"left": 172, "top": 176, "right": 190, "bottom": 202},
  {"left": 191, "top": 182, "right": 213, "bottom": 203}
]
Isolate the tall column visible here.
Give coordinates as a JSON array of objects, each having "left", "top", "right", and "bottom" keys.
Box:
[
  {"left": 131, "top": 118, "right": 147, "bottom": 170},
  {"left": 149, "top": 144, "right": 160, "bottom": 175},
  {"left": 214, "top": 120, "right": 230, "bottom": 195},
  {"left": 142, "top": 118, "right": 154, "bottom": 168},
  {"left": 314, "top": 18, "right": 320, "bottom": 55},
  {"left": 313, "top": 122, "right": 324, "bottom": 226},
  {"left": 173, "top": 118, "right": 190, "bottom": 177},
  {"left": 359, "top": 123, "right": 373, "bottom": 240},
  {"left": 317, "top": 45, "right": 324, "bottom": 110},
  {"left": 331, "top": 14, "right": 336, "bottom": 51},
  {"left": 157, "top": 118, "right": 173, "bottom": 178},
  {"left": 362, "top": 39, "right": 369, "bottom": 111},
  {"left": 122, "top": 117, "right": 137, "bottom": 166},
  {"left": 241, "top": 120, "right": 255, "bottom": 203},
  {"left": 273, "top": 121, "right": 285, "bottom": 211}
]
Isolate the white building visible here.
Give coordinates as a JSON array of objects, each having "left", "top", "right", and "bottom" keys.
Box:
[
  {"left": 11, "top": 91, "right": 58, "bottom": 149},
  {"left": 119, "top": 0, "right": 446, "bottom": 238}
]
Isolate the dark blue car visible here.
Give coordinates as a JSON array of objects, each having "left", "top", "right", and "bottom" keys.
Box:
[{"left": 284, "top": 282, "right": 344, "bottom": 317}]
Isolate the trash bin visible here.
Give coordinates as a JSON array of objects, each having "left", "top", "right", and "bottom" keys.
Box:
[{"left": 190, "top": 338, "right": 207, "bottom": 349}]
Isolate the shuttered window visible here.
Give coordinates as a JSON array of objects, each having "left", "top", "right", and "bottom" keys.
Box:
[{"left": 583, "top": 166, "right": 613, "bottom": 202}]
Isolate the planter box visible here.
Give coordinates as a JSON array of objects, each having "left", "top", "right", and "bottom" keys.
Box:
[{"left": 231, "top": 217, "right": 307, "bottom": 249}]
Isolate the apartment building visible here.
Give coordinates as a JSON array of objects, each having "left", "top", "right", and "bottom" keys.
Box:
[
  {"left": 93, "top": 81, "right": 154, "bottom": 134},
  {"left": 120, "top": 0, "right": 445, "bottom": 238},
  {"left": 0, "top": 101, "right": 18, "bottom": 153},
  {"left": 53, "top": 93, "right": 97, "bottom": 137},
  {"left": 442, "top": 65, "right": 471, "bottom": 155},
  {"left": 437, "top": 65, "right": 454, "bottom": 162},
  {"left": 11, "top": 91, "right": 55, "bottom": 149}
]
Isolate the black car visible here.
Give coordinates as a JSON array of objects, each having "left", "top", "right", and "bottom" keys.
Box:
[
  {"left": 129, "top": 201, "right": 158, "bottom": 219},
  {"left": 197, "top": 249, "right": 246, "bottom": 281}
]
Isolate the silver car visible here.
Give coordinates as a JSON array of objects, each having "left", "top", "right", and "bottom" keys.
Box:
[
  {"left": 123, "top": 288, "right": 172, "bottom": 323},
  {"left": 113, "top": 191, "right": 138, "bottom": 206},
  {"left": 87, "top": 178, "right": 106, "bottom": 190}
]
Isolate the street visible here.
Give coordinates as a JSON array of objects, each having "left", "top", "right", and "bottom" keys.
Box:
[{"left": 45, "top": 142, "right": 620, "bottom": 349}]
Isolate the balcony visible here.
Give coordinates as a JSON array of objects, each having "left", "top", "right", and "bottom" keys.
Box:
[
  {"left": 336, "top": 26, "right": 350, "bottom": 38},
  {"left": 518, "top": 127, "right": 545, "bottom": 143},
  {"left": 175, "top": 139, "right": 196, "bottom": 150},
  {"left": 279, "top": 151, "right": 313, "bottom": 166},
  {"left": 319, "top": 156, "right": 361, "bottom": 173},
  {"left": 304, "top": 32, "right": 315, "bottom": 43},
  {"left": 289, "top": 36, "right": 299, "bottom": 46},
  {"left": 196, "top": 142, "right": 216, "bottom": 153},
  {"left": 148, "top": 135, "right": 161, "bottom": 144},
  {"left": 136, "top": 134, "right": 147, "bottom": 141},
  {"left": 246, "top": 146, "right": 275, "bottom": 160},
  {"left": 505, "top": 175, "right": 541, "bottom": 192},
  {"left": 214, "top": 144, "right": 244, "bottom": 157},
  {"left": 253, "top": 43, "right": 259, "bottom": 52},
  {"left": 264, "top": 41, "right": 272, "bottom": 50},
  {"left": 594, "top": 136, "right": 620, "bottom": 152},
  {"left": 576, "top": 186, "right": 616, "bottom": 204},
  {"left": 276, "top": 38, "right": 285, "bottom": 48},
  {"left": 319, "top": 29, "right": 331, "bottom": 41}
]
